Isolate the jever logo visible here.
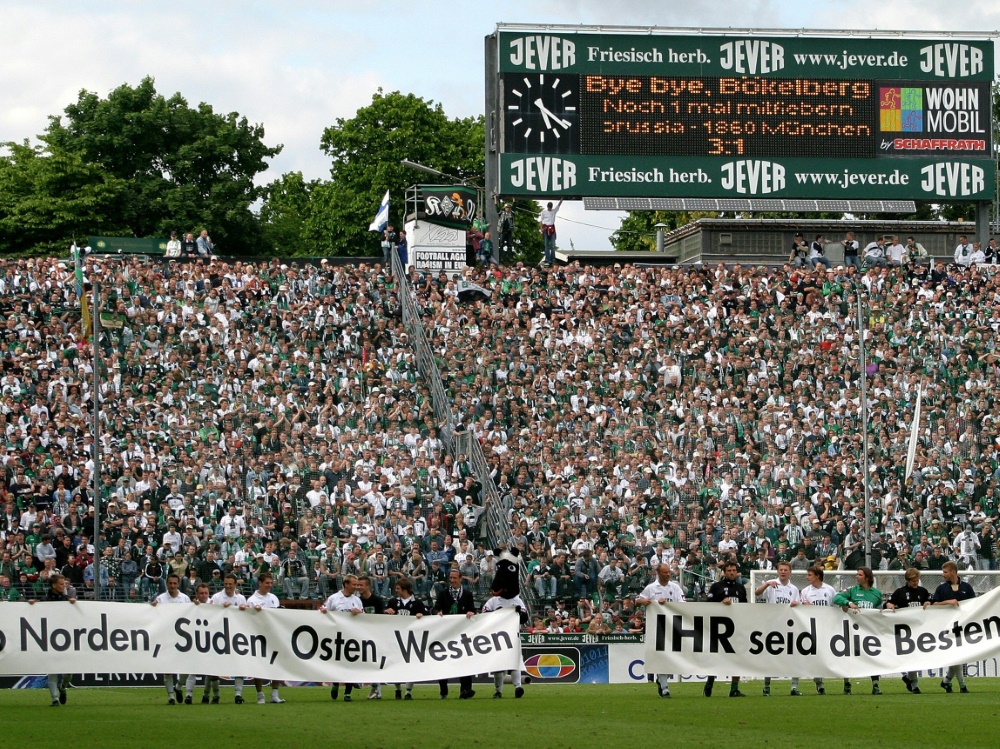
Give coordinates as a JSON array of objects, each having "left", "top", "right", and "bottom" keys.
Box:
[
  {"left": 509, "top": 157, "right": 577, "bottom": 192},
  {"left": 920, "top": 44, "right": 984, "bottom": 78},
  {"left": 720, "top": 160, "right": 786, "bottom": 195},
  {"left": 920, "top": 162, "right": 985, "bottom": 197},
  {"left": 719, "top": 40, "right": 784, "bottom": 74},
  {"left": 509, "top": 36, "right": 576, "bottom": 70}
]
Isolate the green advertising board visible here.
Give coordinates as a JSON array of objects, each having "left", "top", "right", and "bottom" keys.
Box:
[
  {"left": 491, "top": 27, "right": 996, "bottom": 200},
  {"left": 500, "top": 154, "right": 995, "bottom": 199},
  {"left": 89, "top": 236, "right": 168, "bottom": 256},
  {"left": 520, "top": 632, "right": 643, "bottom": 644}
]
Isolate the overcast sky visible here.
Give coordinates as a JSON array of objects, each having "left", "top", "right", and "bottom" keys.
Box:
[{"left": 2, "top": 1, "right": 997, "bottom": 250}]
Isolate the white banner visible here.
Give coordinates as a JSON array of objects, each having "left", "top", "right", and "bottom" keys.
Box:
[
  {"left": 0, "top": 603, "right": 520, "bottom": 682},
  {"left": 905, "top": 385, "right": 921, "bottom": 482},
  {"left": 645, "top": 587, "right": 1000, "bottom": 678}
]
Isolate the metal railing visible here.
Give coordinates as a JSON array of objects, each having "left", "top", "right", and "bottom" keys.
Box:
[
  {"left": 393, "top": 251, "right": 456, "bottom": 442},
  {"left": 391, "top": 251, "right": 536, "bottom": 613}
]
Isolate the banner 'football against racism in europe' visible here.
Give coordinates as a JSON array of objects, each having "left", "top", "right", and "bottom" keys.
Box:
[
  {"left": 0, "top": 604, "right": 520, "bottom": 683},
  {"left": 645, "top": 587, "right": 1000, "bottom": 679}
]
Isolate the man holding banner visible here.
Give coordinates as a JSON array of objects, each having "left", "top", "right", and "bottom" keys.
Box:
[
  {"left": 932, "top": 561, "right": 976, "bottom": 693},
  {"left": 886, "top": 568, "right": 931, "bottom": 694},
  {"left": 797, "top": 566, "right": 837, "bottom": 695},
  {"left": 150, "top": 573, "right": 191, "bottom": 704},
  {"left": 703, "top": 561, "right": 747, "bottom": 698},
  {"left": 322, "top": 572, "right": 363, "bottom": 701},
  {"left": 385, "top": 577, "right": 428, "bottom": 700},
  {"left": 247, "top": 574, "right": 286, "bottom": 704},
  {"left": 433, "top": 568, "right": 477, "bottom": 700},
  {"left": 832, "top": 567, "right": 883, "bottom": 695},
  {"left": 636, "top": 564, "right": 685, "bottom": 698},
  {"left": 754, "top": 561, "right": 800, "bottom": 697},
  {"left": 29, "top": 573, "right": 76, "bottom": 706},
  {"left": 209, "top": 573, "right": 249, "bottom": 703}
]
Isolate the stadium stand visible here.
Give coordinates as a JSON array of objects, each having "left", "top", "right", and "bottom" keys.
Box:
[{"left": 1, "top": 253, "right": 999, "bottom": 636}]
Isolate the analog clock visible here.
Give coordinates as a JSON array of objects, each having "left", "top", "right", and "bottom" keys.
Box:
[{"left": 503, "top": 72, "right": 579, "bottom": 154}]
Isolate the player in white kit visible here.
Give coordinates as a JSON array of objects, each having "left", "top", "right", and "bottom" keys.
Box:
[
  {"left": 320, "top": 574, "right": 363, "bottom": 701},
  {"left": 183, "top": 574, "right": 250, "bottom": 703},
  {"left": 635, "top": 564, "right": 686, "bottom": 698},
  {"left": 183, "top": 583, "right": 216, "bottom": 703},
  {"left": 246, "top": 573, "right": 285, "bottom": 703},
  {"left": 151, "top": 574, "right": 191, "bottom": 704},
  {"left": 754, "top": 561, "right": 801, "bottom": 696},
  {"left": 797, "top": 565, "right": 837, "bottom": 694}
]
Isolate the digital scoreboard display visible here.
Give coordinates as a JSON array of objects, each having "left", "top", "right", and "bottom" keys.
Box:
[
  {"left": 502, "top": 72, "right": 990, "bottom": 159},
  {"left": 580, "top": 75, "right": 879, "bottom": 158},
  {"left": 493, "top": 29, "right": 996, "bottom": 200}
]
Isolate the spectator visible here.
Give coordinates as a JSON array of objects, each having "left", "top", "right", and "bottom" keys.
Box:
[
  {"left": 196, "top": 230, "right": 214, "bottom": 259},
  {"left": 885, "top": 235, "right": 906, "bottom": 266},
  {"left": 788, "top": 232, "right": 809, "bottom": 268},
  {"left": 165, "top": 231, "right": 182, "bottom": 259},
  {"left": 809, "top": 235, "right": 831, "bottom": 270},
  {"left": 863, "top": 236, "right": 887, "bottom": 267},
  {"left": 539, "top": 200, "right": 563, "bottom": 266},
  {"left": 905, "top": 236, "right": 928, "bottom": 266},
  {"left": 180, "top": 232, "right": 198, "bottom": 259},
  {"left": 954, "top": 235, "right": 974, "bottom": 267},
  {"left": 586, "top": 613, "right": 611, "bottom": 635},
  {"left": 279, "top": 547, "right": 309, "bottom": 599},
  {"left": 841, "top": 231, "right": 860, "bottom": 267}
]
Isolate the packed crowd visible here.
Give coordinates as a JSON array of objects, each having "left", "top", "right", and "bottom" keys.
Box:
[
  {"left": 0, "top": 255, "right": 492, "bottom": 608},
  {"left": 2, "top": 251, "right": 1000, "bottom": 638},
  {"left": 412, "top": 254, "right": 1000, "bottom": 627}
]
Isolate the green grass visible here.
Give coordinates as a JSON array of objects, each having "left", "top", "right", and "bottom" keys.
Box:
[{"left": 8, "top": 680, "right": 1000, "bottom": 748}]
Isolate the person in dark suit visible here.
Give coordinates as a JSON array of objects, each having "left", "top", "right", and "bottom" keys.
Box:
[
  {"left": 432, "top": 567, "right": 476, "bottom": 699},
  {"left": 30, "top": 574, "right": 76, "bottom": 706}
]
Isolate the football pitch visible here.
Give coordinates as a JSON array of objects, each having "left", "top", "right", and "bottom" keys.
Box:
[{"left": 6, "top": 680, "right": 1000, "bottom": 748}]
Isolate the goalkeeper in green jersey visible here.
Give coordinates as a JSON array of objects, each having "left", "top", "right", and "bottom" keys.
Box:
[{"left": 832, "top": 567, "right": 884, "bottom": 695}]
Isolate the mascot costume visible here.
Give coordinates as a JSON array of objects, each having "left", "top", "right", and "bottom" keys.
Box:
[{"left": 482, "top": 547, "right": 529, "bottom": 698}]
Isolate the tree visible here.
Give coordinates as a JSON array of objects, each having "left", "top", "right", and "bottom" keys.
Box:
[
  {"left": 306, "top": 90, "right": 484, "bottom": 256},
  {"left": 259, "top": 171, "right": 318, "bottom": 254},
  {"left": 35, "top": 76, "right": 281, "bottom": 252},
  {"left": 0, "top": 141, "right": 124, "bottom": 255},
  {"left": 610, "top": 210, "right": 717, "bottom": 253}
]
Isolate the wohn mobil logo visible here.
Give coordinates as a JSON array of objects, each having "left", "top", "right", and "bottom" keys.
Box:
[
  {"left": 920, "top": 162, "right": 985, "bottom": 197},
  {"left": 720, "top": 40, "right": 785, "bottom": 74},
  {"left": 721, "top": 160, "right": 786, "bottom": 195}
]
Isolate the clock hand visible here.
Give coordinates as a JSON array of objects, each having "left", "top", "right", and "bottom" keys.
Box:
[
  {"left": 533, "top": 99, "right": 570, "bottom": 129},
  {"left": 536, "top": 103, "right": 554, "bottom": 131}
]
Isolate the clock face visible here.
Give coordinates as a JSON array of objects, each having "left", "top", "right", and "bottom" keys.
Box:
[{"left": 503, "top": 72, "right": 579, "bottom": 154}]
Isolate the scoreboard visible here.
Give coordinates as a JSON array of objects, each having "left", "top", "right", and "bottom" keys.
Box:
[{"left": 492, "top": 29, "right": 995, "bottom": 200}]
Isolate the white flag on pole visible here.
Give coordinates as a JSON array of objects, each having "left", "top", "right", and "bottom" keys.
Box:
[
  {"left": 368, "top": 190, "right": 390, "bottom": 232},
  {"left": 904, "top": 385, "right": 921, "bottom": 481}
]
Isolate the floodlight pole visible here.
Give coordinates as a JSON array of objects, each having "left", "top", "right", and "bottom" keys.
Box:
[
  {"left": 400, "top": 159, "right": 449, "bottom": 179},
  {"left": 91, "top": 276, "right": 103, "bottom": 601},
  {"left": 857, "top": 280, "right": 872, "bottom": 568}
]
